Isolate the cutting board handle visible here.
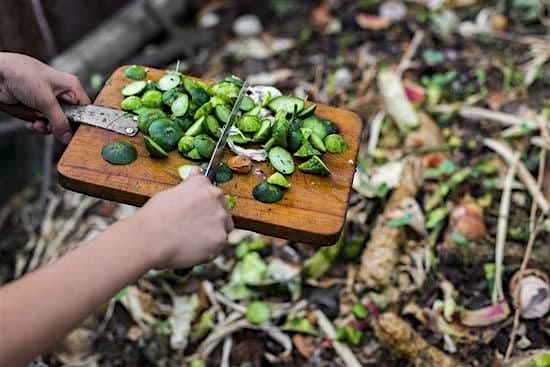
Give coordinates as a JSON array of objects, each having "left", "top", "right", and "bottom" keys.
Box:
[{"left": 0, "top": 103, "right": 42, "bottom": 122}]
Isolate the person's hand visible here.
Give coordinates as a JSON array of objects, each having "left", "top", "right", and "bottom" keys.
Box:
[
  {"left": 130, "top": 169, "right": 234, "bottom": 269},
  {"left": 0, "top": 52, "right": 90, "bottom": 144}
]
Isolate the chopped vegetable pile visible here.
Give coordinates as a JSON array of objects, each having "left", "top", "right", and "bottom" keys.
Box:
[{"left": 110, "top": 65, "right": 348, "bottom": 203}]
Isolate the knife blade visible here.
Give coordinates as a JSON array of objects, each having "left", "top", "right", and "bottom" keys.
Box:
[
  {"left": 0, "top": 103, "right": 139, "bottom": 137},
  {"left": 203, "top": 80, "right": 249, "bottom": 183}
]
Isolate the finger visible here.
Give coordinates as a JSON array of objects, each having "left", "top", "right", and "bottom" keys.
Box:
[
  {"left": 189, "top": 167, "right": 202, "bottom": 177},
  {"left": 37, "top": 94, "right": 72, "bottom": 144},
  {"left": 225, "top": 214, "right": 234, "bottom": 234},
  {"left": 55, "top": 74, "right": 91, "bottom": 105},
  {"left": 31, "top": 120, "right": 49, "bottom": 134}
]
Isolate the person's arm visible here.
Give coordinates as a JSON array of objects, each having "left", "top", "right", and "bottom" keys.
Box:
[
  {"left": 0, "top": 52, "right": 90, "bottom": 143},
  {"left": 0, "top": 173, "right": 233, "bottom": 367}
]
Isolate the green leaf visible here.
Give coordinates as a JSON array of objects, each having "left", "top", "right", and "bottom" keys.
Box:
[
  {"left": 335, "top": 325, "right": 363, "bottom": 346},
  {"left": 246, "top": 300, "right": 271, "bottom": 325},
  {"left": 352, "top": 303, "right": 369, "bottom": 320},
  {"left": 424, "top": 160, "right": 456, "bottom": 179},
  {"left": 422, "top": 49, "right": 445, "bottom": 66},
  {"left": 426, "top": 207, "right": 450, "bottom": 229},
  {"left": 387, "top": 212, "right": 414, "bottom": 228},
  {"left": 281, "top": 317, "right": 318, "bottom": 335}
]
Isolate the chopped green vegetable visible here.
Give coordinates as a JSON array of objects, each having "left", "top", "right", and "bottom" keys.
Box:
[
  {"left": 143, "top": 136, "right": 168, "bottom": 158},
  {"left": 184, "top": 147, "right": 203, "bottom": 161},
  {"left": 294, "top": 141, "right": 321, "bottom": 158},
  {"left": 120, "top": 96, "right": 142, "bottom": 111},
  {"left": 137, "top": 109, "right": 166, "bottom": 133},
  {"left": 324, "top": 134, "right": 347, "bottom": 153},
  {"left": 269, "top": 147, "right": 295, "bottom": 175},
  {"left": 298, "top": 103, "right": 317, "bottom": 118},
  {"left": 215, "top": 104, "right": 231, "bottom": 124},
  {"left": 205, "top": 115, "right": 221, "bottom": 138},
  {"left": 298, "top": 156, "right": 331, "bottom": 176},
  {"left": 184, "top": 116, "right": 205, "bottom": 136},
  {"left": 158, "top": 73, "right": 181, "bottom": 91},
  {"left": 141, "top": 90, "right": 163, "bottom": 108},
  {"left": 252, "top": 119, "right": 272, "bottom": 143},
  {"left": 194, "top": 134, "right": 216, "bottom": 159},
  {"left": 281, "top": 317, "right": 318, "bottom": 335},
  {"left": 237, "top": 115, "right": 262, "bottom": 133},
  {"left": 172, "top": 116, "right": 193, "bottom": 132},
  {"left": 121, "top": 81, "right": 147, "bottom": 96},
  {"left": 268, "top": 96, "right": 305, "bottom": 114},
  {"left": 245, "top": 300, "right": 271, "bottom": 325},
  {"left": 171, "top": 94, "right": 189, "bottom": 117},
  {"left": 162, "top": 89, "right": 181, "bottom": 106},
  {"left": 309, "top": 132, "right": 326, "bottom": 152},
  {"left": 335, "top": 325, "right": 362, "bottom": 346},
  {"left": 178, "top": 165, "right": 197, "bottom": 180},
  {"left": 302, "top": 116, "right": 329, "bottom": 139},
  {"left": 239, "top": 95, "right": 256, "bottom": 111},
  {"left": 215, "top": 163, "right": 233, "bottom": 183},
  {"left": 178, "top": 135, "right": 195, "bottom": 154},
  {"left": 267, "top": 172, "right": 290, "bottom": 189},
  {"left": 253, "top": 181, "right": 284, "bottom": 203},
  {"left": 123, "top": 65, "right": 147, "bottom": 80},
  {"left": 225, "top": 194, "right": 236, "bottom": 210},
  {"left": 272, "top": 120, "right": 289, "bottom": 148},
  {"left": 148, "top": 119, "right": 183, "bottom": 151},
  {"left": 101, "top": 141, "right": 137, "bottom": 165}
]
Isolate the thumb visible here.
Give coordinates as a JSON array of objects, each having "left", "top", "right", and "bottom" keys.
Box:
[{"left": 189, "top": 167, "right": 202, "bottom": 177}]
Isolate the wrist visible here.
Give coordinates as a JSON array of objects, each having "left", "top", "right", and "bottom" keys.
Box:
[{"left": 119, "top": 211, "right": 166, "bottom": 269}]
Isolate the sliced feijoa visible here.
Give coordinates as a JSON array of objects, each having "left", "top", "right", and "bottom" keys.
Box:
[
  {"left": 148, "top": 119, "right": 183, "bottom": 151},
  {"left": 194, "top": 134, "right": 216, "bottom": 159},
  {"left": 158, "top": 73, "right": 181, "bottom": 91},
  {"left": 101, "top": 141, "right": 137, "bottom": 165},
  {"left": 298, "top": 156, "right": 331, "bottom": 176},
  {"left": 237, "top": 115, "right": 261, "bottom": 133},
  {"left": 171, "top": 94, "right": 189, "bottom": 117},
  {"left": 137, "top": 109, "right": 166, "bottom": 133},
  {"left": 123, "top": 65, "right": 147, "bottom": 80},
  {"left": 178, "top": 135, "right": 195, "bottom": 154},
  {"left": 121, "top": 81, "right": 147, "bottom": 96},
  {"left": 298, "top": 103, "right": 317, "bottom": 118},
  {"left": 269, "top": 147, "right": 295, "bottom": 175},
  {"left": 252, "top": 181, "right": 284, "bottom": 203},
  {"left": 143, "top": 136, "right": 168, "bottom": 158},
  {"left": 302, "top": 116, "right": 329, "bottom": 139},
  {"left": 215, "top": 163, "right": 233, "bottom": 183},
  {"left": 141, "top": 90, "right": 163, "bottom": 108},
  {"left": 267, "top": 172, "right": 290, "bottom": 189},
  {"left": 120, "top": 96, "right": 142, "bottom": 111},
  {"left": 324, "top": 134, "right": 347, "bottom": 153},
  {"left": 268, "top": 96, "right": 305, "bottom": 114}
]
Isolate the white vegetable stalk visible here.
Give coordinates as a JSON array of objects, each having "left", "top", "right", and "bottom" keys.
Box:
[
  {"left": 378, "top": 69, "right": 419, "bottom": 132},
  {"left": 227, "top": 140, "right": 268, "bottom": 161}
]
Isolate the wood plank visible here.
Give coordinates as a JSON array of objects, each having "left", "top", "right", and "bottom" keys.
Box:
[{"left": 57, "top": 66, "right": 363, "bottom": 245}]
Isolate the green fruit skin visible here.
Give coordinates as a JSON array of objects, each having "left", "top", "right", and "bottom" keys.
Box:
[
  {"left": 239, "top": 95, "right": 256, "bottom": 111},
  {"left": 267, "top": 172, "right": 290, "bottom": 189},
  {"left": 173, "top": 116, "right": 193, "bottom": 132},
  {"left": 178, "top": 135, "right": 195, "bottom": 154},
  {"left": 189, "top": 87, "right": 210, "bottom": 105},
  {"left": 148, "top": 119, "right": 183, "bottom": 152},
  {"left": 237, "top": 115, "right": 262, "bottom": 133},
  {"left": 272, "top": 120, "right": 289, "bottom": 148},
  {"left": 215, "top": 164, "right": 233, "bottom": 183},
  {"left": 215, "top": 105, "right": 231, "bottom": 124},
  {"left": 298, "top": 156, "right": 331, "bottom": 176},
  {"left": 123, "top": 65, "right": 147, "bottom": 80},
  {"left": 185, "top": 147, "right": 203, "bottom": 161},
  {"left": 268, "top": 96, "right": 305, "bottom": 114},
  {"left": 141, "top": 90, "right": 163, "bottom": 108},
  {"left": 143, "top": 136, "right": 168, "bottom": 158},
  {"left": 171, "top": 94, "right": 189, "bottom": 117},
  {"left": 253, "top": 182, "right": 284, "bottom": 203},
  {"left": 137, "top": 109, "right": 167, "bottom": 134},
  {"left": 101, "top": 141, "right": 138, "bottom": 165},
  {"left": 302, "top": 116, "right": 329, "bottom": 139},
  {"left": 268, "top": 147, "right": 295, "bottom": 175},
  {"left": 194, "top": 134, "right": 216, "bottom": 159},
  {"left": 120, "top": 96, "right": 142, "bottom": 111},
  {"left": 206, "top": 115, "right": 221, "bottom": 138},
  {"left": 309, "top": 132, "right": 326, "bottom": 152},
  {"left": 162, "top": 89, "right": 181, "bottom": 106},
  {"left": 252, "top": 119, "right": 272, "bottom": 143},
  {"left": 324, "top": 134, "right": 347, "bottom": 153},
  {"left": 294, "top": 141, "right": 321, "bottom": 158}
]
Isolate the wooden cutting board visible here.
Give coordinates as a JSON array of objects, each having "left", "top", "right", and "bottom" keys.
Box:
[{"left": 57, "top": 66, "right": 363, "bottom": 245}]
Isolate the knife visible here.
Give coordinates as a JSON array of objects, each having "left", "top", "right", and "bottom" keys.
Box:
[
  {"left": 0, "top": 103, "right": 139, "bottom": 136},
  {"left": 203, "top": 79, "right": 249, "bottom": 183},
  {"left": 172, "top": 79, "right": 248, "bottom": 277}
]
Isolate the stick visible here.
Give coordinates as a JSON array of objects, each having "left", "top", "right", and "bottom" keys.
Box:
[
  {"left": 504, "top": 119, "right": 549, "bottom": 359},
  {"left": 460, "top": 107, "right": 541, "bottom": 128},
  {"left": 397, "top": 30, "right": 425, "bottom": 75},
  {"left": 484, "top": 138, "right": 549, "bottom": 214},
  {"left": 493, "top": 152, "right": 519, "bottom": 303},
  {"left": 367, "top": 111, "right": 385, "bottom": 155},
  {"left": 315, "top": 310, "right": 361, "bottom": 367}
]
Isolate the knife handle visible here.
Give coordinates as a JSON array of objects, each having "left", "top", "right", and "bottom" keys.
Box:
[{"left": 0, "top": 103, "right": 41, "bottom": 121}]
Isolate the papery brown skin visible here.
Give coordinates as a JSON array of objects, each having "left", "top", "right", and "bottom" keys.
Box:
[
  {"left": 450, "top": 200, "right": 487, "bottom": 241},
  {"left": 228, "top": 155, "right": 253, "bottom": 174}
]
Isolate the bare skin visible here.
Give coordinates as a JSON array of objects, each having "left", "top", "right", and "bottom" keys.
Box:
[
  {"left": 0, "top": 52, "right": 91, "bottom": 143},
  {"left": 0, "top": 53, "right": 234, "bottom": 366}
]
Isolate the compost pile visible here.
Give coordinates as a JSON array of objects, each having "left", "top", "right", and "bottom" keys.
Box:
[{"left": 0, "top": 0, "right": 549, "bottom": 366}]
